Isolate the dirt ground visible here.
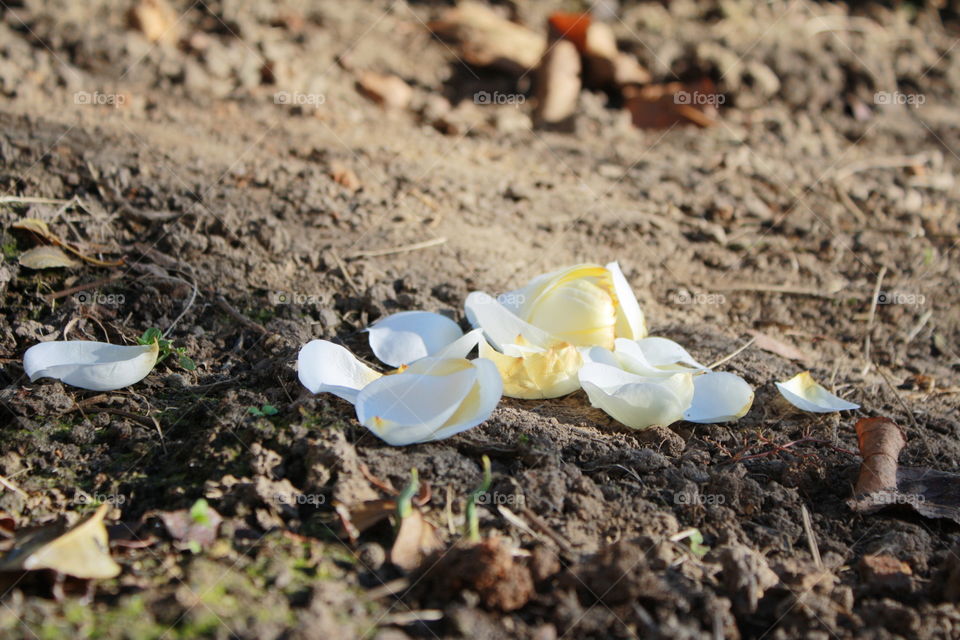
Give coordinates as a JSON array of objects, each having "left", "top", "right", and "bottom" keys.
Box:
[{"left": 0, "top": 0, "right": 959, "bottom": 638}]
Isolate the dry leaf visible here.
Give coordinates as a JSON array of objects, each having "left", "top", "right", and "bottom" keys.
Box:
[
  {"left": 11, "top": 217, "right": 124, "bottom": 267},
  {"left": 547, "top": 12, "right": 591, "bottom": 52},
  {"left": 158, "top": 501, "right": 223, "bottom": 549},
  {"left": 623, "top": 79, "right": 719, "bottom": 129},
  {"left": 0, "top": 504, "right": 121, "bottom": 580},
  {"left": 389, "top": 509, "right": 441, "bottom": 571},
  {"left": 428, "top": 3, "right": 545, "bottom": 74},
  {"left": 849, "top": 417, "right": 960, "bottom": 524},
  {"left": 356, "top": 71, "right": 413, "bottom": 110},
  {"left": 533, "top": 39, "right": 581, "bottom": 130},
  {"left": 748, "top": 330, "right": 811, "bottom": 365},
  {"left": 853, "top": 417, "right": 905, "bottom": 497},
  {"left": 11, "top": 218, "right": 55, "bottom": 241},
  {"left": 128, "top": 0, "right": 179, "bottom": 44},
  {"left": 19, "top": 246, "right": 78, "bottom": 269}
]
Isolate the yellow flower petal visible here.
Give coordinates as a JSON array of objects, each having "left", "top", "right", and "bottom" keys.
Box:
[{"left": 479, "top": 337, "right": 582, "bottom": 399}]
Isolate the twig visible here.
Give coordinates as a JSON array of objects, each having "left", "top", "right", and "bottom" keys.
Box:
[
  {"left": 905, "top": 310, "right": 933, "bottom": 344},
  {"left": 800, "top": 505, "right": 822, "bottom": 569},
  {"left": 711, "top": 283, "right": 836, "bottom": 299},
  {"left": 138, "top": 273, "right": 197, "bottom": 338},
  {"left": 0, "top": 196, "right": 73, "bottom": 205},
  {"left": 214, "top": 295, "right": 269, "bottom": 336},
  {"left": 834, "top": 153, "right": 933, "bottom": 182},
  {"left": 834, "top": 182, "right": 868, "bottom": 225},
  {"left": 43, "top": 273, "right": 125, "bottom": 303},
  {"left": 521, "top": 506, "right": 574, "bottom": 555},
  {"left": 346, "top": 237, "right": 448, "bottom": 260},
  {"left": 861, "top": 266, "right": 887, "bottom": 376},
  {"left": 723, "top": 436, "right": 857, "bottom": 464},
  {"left": 329, "top": 250, "right": 360, "bottom": 295},
  {"left": 0, "top": 473, "right": 27, "bottom": 498},
  {"left": 875, "top": 367, "right": 921, "bottom": 434},
  {"left": 708, "top": 336, "right": 757, "bottom": 370},
  {"left": 382, "top": 610, "right": 443, "bottom": 625}
]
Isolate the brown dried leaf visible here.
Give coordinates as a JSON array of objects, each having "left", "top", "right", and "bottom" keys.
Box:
[
  {"left": 853, "top": 417, "right": 906, "bottom": 497},
  {"left": 748, "top": 330, "right": 811, "bottom": 365},
  {"left": 390, "top": 510, "right": 440, "bottom": 571},
  {"left": 158, "top": 504, "right": 223, "bottom": 549},
  {"left": 19, "top": 246, "right": 78, "bottom": 269},
  {"left": 356, "top": 72, "right": 413, "bottom": 110},
  {"left": 11, "top": 218, "right": 55, "bottom": 241},
  {"left": 428, "top": 3, "right": 545, "bottom": 74},
  {"left": 128, "top": 0, "right": 179, "bottom": 45},
  {"left": 0, "top": 504, "right": 121, "bottom": 579},
  {"left": 533, "top": 39, "right": 581, "bottom": 130}
]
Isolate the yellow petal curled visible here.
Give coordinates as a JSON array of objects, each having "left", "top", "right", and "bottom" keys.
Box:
[{"left": 479, "top": 337, "right": 582, "bottom": 399}]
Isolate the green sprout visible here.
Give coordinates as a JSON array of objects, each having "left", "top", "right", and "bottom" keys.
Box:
[
  {"left": 248, "top": 404, "right": 279, "bottom": 417},
  {"left": 465, "top": 455, "right": 492, "bottom": 543},
  {"left": 674, "top": 527, "right": 709, "bottom": 558},
  {"left": 396, "top": 468, "right": 419, "bottom": 521},
  {"left": 138, "top": 327, "right": 196, "bottom": 371},
  {"left": 190, "top": 498, "right": 211, "bottom": 527}
]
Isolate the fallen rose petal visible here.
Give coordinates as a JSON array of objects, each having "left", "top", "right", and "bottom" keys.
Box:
[
  {"left": 23, "top": 340, "right": 159, "bottom": 391},
  {"left": 775, "top": 371, "right": 860, "bottom": 412}
]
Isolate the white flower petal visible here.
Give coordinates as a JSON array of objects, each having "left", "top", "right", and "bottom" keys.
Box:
[
  {"left": 579, "top": 362, "right": 694, "bottom": 429},
  {"left": 297, "top": 340, "right": 381, "bottom": 403},
  {"left": 433, "top": 328, "right": 482, "bottom": 360},
  {"left": 609, "top": 340, "right": 675, "bottom": 377},
  {"left": 685, "top": 371, "right": 754, "bottom": 423},
  {"left": 430, "top": 358, "right": 503, "bottom": 441},
  {"left": 367, "top": 311, "right": 463, "bottom": 367},
  {"left": 606, "top": 261, "right": 647, "bottom": 340},
  {"left": 629, "top": 337, "right": 707, "bottom": 371},
  {"left": 356, "top": 362, "right": 477, "bottom": 445},
  {"left": 23, "top": 340, "right": 159, "bottom": 391},
  {"left": 775, "top": 371, "right": 860, "bottom": 413},
  {"left": 465, "top": 291, "right": 553, "bottom": 350}
]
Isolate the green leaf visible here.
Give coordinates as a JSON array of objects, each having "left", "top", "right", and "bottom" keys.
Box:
[
  {"left": 465, "top": 455, "right": 492, "bottom": 542},
  {"left": 260, "top": 404, "right": 278, "bottom": 416},
  {"left": 178, "top": 354, "right": 197, "bottom": 371},
  {"left": 139, "top": 327, "right": 162, "bottom": 345},
  {"left": 189, "top": 498, "right": 211, "bottom": 526}
]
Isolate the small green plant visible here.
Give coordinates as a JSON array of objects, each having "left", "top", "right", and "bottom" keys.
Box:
[
  {"left": 138, "top": 327, "right": 196, "bottom": 370},
  {"left": 190, "top": 498, "right": 212, "bottom": 527},
  {"left": 249, "top": 404, "right": 279, "bottom": 417},
  {"left": 396, "top": 468, "right": 419, "bottom": 521},
  {"left": 465, "top": 455, "right": 492, "bottom": 542}
]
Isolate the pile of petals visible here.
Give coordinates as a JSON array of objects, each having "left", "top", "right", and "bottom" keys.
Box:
[
  {"left": 297, "top": 312, "right": 502, "bottom": 446},
  {"left": 298, "top": 262, "right": 763, "bottom": 445},
  {"left": 466, "top": 262, "right": 754, "bottom": 428}
]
